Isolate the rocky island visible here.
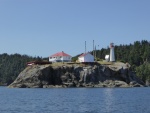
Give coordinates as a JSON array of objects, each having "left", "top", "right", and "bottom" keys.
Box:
[{"left": 8, "top": 62, "right": 145, "bottom": 88}]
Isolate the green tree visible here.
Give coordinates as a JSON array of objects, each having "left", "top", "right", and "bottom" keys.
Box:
[{"left": 0, "top": 53, "right": 43, "bottom": 85}]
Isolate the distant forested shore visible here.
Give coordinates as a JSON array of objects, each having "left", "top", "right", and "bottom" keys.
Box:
[
  {"left": 0, "top": 54, "right": 45, "bottom": 85},
  {"left": 0, "top": 40, "right": 150, "bottom": 85}
]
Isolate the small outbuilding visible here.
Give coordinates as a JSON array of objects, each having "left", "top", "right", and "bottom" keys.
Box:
[
  {"left": 49, "top": 51, "right": 72, "bottom": 62},
  {"left": 27, "top": 61, "right": 52, "bottom": 66},
  {"left": 105, "top": 55, "right": 110, "bottom": 62},
  {"left": 78, "top": 53, "right": 94, "bottom": 63}
]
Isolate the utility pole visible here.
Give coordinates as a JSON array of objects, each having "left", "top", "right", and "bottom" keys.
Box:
[
  {"left": 85, "top": 41, "right": 86, "bottom": 54},
  {"left": 98, "top": 45, "right": 99, "bottom": 59},
  {"left": 93, "top": 40, "right": 94, "bottom": 56},
  {"left": 95, "top": 45, "right": 96, "bottom": 58},
  {"left": 95, "top": 45, "right": 97, "bottom": 61}
]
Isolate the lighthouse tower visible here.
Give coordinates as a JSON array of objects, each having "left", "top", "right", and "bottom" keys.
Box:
[{"left": 110, "top": 43, "right": 115, "bottom": 62}]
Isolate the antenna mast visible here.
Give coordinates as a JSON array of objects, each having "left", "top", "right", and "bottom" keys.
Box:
[
  {"left": 95, "top": 45, "right": 96, "bottom": 58},
  {"left": 93, "top": 40, "right": 94, "bottom": 56},
  {"left": 85, "top": 41, "right": 86, "bottom": 54}
]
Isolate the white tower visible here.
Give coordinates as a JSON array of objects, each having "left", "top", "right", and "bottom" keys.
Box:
[{"left": 110, "top": 43, "right": 115, "bottom": 62}]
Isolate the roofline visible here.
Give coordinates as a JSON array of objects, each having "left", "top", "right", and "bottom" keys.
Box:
[{"left": 49, "top": 51, "right": 72, "bottom": 57}]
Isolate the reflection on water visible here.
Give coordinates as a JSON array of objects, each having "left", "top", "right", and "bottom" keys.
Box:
[
  {"left": 74, "top": 88, "right": 99, "bottom": 113},
  {"left": 0, "top": 87, "right": 150, "bottom": 113},
  {"left": 103, "top": 88, "right": 114, "bottom": 113}
]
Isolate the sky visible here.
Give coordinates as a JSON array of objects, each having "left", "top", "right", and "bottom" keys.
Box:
[{"left": 0, "top": 0, "right": 150, "bottom": 57}]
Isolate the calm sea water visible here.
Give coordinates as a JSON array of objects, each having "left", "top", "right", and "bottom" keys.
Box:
[{"left": 0, "top": 87, "right": 150, "bottom": 113}]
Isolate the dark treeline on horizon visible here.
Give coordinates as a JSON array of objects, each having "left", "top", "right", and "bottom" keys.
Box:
[
  {"left": 73, "top": 40, "right": 150, "bottom": 84},
  {"left": 0, "top": 40, "right": 150, "bottom": 85},
  {"left": 98, "top": 40, "right": 150, "bottom": 83},
  {"left": 95, "top": 40, "right": 150, "bottom": 65},
  {"left": 0, "top": 54, "right": 43, "bottom": 85}
]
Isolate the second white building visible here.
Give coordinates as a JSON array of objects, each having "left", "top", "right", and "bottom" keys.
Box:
[{"left": 78, "top": 53, "right": 94, "bottom": 62}]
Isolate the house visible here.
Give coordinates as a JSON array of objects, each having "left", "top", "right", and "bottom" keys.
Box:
[
  {"left": 49, "top": 51, "right": 72, "bottom": 62},
  {"left": 78, "top": 53, "right": 94, "bottom": 63}
]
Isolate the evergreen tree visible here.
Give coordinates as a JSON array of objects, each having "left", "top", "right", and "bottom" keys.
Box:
[{"left": 0, "top": 53, "right": 42, "bottom": 85}]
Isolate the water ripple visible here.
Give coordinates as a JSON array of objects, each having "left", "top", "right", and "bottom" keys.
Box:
[{"left": 0, "top": 87, "right": 150, "bottom": 113}]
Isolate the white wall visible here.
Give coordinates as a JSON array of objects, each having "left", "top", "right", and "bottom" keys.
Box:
[
  {"left": 49, "top": 56, "right": 72, "bottom": 62},
  {"left": 84, "top": 54, "right": 94, "bottom": 62},
  {"left": 105, "top": 55, "right": 110, "bottom": 62},
  {"left": 78, "top": 57, "right": 84, "bottom": 62},
  {"left": 78, "top": 53, "right": 94, "bottom": 62},
  {"left": 110, "top": 47, "right": 115, "bottom": 62},
  {"left": 62, "top": 56, "right": 72, "bottom": 61}
]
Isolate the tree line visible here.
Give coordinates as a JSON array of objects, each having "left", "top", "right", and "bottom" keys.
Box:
[
  {"left": 73, "top": 40, "right": 150, "bottom": 84},
  {"left": 99, "top": 40, "right": 150, "bottom": 83},
  {"left": 0, "top": 53, "right": 42, "bottom": 85},
  {"left": 0, "top": 40, "right": 150, "bottom": 85}
]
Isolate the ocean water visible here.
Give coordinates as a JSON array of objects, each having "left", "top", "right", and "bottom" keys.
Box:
[{"left": 0, "top": 87, "right": 150, "bottom": 113}]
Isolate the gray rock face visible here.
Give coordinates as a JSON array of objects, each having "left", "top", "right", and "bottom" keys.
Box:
[{"left": 8, "top": 63, "right": 145, "bottom": 88}]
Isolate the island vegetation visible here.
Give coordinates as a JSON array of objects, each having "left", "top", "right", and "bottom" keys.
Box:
[
  {"left": 72, "top": 40, "right": 150, "bottom": 85},
  {"left": 0, "top": 40, "right": 150, "bottom": 86},
  {"left": 0, "top": 54, "right": 43, "bottom": 85}
]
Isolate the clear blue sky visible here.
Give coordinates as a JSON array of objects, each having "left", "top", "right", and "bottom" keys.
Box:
[{"left": 0, "top": 0, "right": 150, "bottom": 57}]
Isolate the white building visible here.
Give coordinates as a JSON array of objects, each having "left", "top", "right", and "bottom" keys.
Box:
[
  {"left": 78, "top": 53, "right": 94, "bottom": 62},
  {"left": 49, "top": 51, "right": 72, "bottom": 62},
  {"left": 105, "top": 55, "right": 110, "bottom": 62},
  {"left": 110, "top": 43, "right": 115, "bottom": 62}
]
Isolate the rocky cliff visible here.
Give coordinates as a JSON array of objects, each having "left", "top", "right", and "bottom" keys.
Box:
[{"left": 8, "top": 62, "right": 145, "bottom": 88}]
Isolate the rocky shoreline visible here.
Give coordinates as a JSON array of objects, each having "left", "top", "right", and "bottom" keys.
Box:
[{"left": 8, "top": 62, "right": 145, "bottom": 88}]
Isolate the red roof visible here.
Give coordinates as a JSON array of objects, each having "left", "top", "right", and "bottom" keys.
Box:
[
  {"left": 50, "top": 51, "right": 71, "bottom": 57},
  {"left": 79, "top": 53, "right": 91, "bottom": 57}
]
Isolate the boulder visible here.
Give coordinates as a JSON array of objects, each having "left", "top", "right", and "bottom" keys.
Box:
[{"left": 114, "top": 80, "right": 129, "bottom": 87}]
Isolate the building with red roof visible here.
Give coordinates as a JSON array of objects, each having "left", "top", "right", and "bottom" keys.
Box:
[
  {"left": 78, "top": 53, "right": 94, "bottom": 62},
  {"left": 49, "top": 51, "right": 72, "bottom": 62}
]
